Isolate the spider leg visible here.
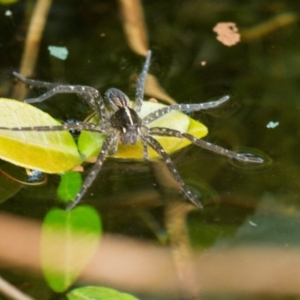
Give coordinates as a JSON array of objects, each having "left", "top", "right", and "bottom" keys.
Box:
[
  {"left": 134, "top": 50, "right": 152, "bottom": 113},
  {"left": 13, "top": 72, "right": 60, "bottom": 89},
  {"left": 0, "top": 122, "right": 103, "bottom": 132},
  {"left": 14, "top": 72, "right": 100, "bottom": 103},
  {"left": 142, "top": 95, "right": 229, "bottom": 125},
  {"left": 149, "top": 127, "right": 263, "bottom": 164},
  {"left": 14, "top": 72, "right": 110, "bottom": 122},
  {"left": 66, "top": 134, "right": 115, "bottom": 211},
  {"left": 79, "top": 93, "right": 110, "bottom": 123},
  {"left": 145, "top": 135, "right": 203, "bottom": 209},
  {"left": 23, "top": 85, "right": 99, "bottom": 105},
  {"left": 140, "top": 126, "right": 150, "bottom": 160},
  {"left": 141, "top": 136, "right": 149, "bottom": 160},
  {"left": 108, "top": 133, "right": 119, "bottom": 155}
]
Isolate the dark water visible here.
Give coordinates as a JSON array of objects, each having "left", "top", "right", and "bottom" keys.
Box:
[{"left": 0, "top": 1, "right": 300, "bottom": 299}]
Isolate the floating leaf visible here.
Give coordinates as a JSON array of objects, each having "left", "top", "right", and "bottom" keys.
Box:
[
  {"left": 0, "top": 98, "right": 82, "bottom": 173},
  {"left": 78, "top": 101, "right": 208, "bottom": 160},
  {"left": 48, "top": 45, "right": 69, "bottom": 60},
  {"left": 57, "top": 172, "right": 82, "bottom": 203},
  {"left": 41, "top": 206, "right": 101, "bottom": 292},
  {"left": 67, "top": 286, "right": 139, "bottom": 300}
]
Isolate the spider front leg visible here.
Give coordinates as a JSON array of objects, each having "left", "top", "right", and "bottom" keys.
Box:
[
  {"left": 14, "top": 72, "right": 100, "bottom": 103},
  {"left": 76, "top": 92, "right": 110, "bottom": 123},
  {"left": 142, "top": 95, "right": 230, "bottom": 125},
  {"left": 13, "top": 72, "right": 109, "bottom": 121},
  {"left": 145, "top": 135, "right": 203, "bottom": 209},
  {"left": 13, "top": 72, "right": 60, "bottom": 89},
  {"left": 134, "top": 50, "right": 152, "bottom": 113},
  {"left": 0, "top": 122, "right": 101, "bottom": 132},
  {"left": 149, "top": 127, "right": 263, "bottom": 164},
  {"left": 66, "top": 134, "right": 116, "bottom": 211}
]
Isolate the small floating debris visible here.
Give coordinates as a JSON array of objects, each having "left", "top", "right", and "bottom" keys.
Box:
[
  {"left": 266, "top": 121, "right": 279, "bottom": 129},
  {"left": 213, "top": 22, "right": 241, "bottom": 46},
  {"left": 249, "top": 220, "right": 258, "bottom": 227},
  {"left": 5, "top": 10, "right": 12, "bottom": 17},
  {"left": 48, "top": 46, "right": 69, "bottom": 60}
]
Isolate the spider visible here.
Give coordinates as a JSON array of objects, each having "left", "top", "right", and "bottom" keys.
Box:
[{"left": 3, "top": 50, "right": 263, "bottom": 210}]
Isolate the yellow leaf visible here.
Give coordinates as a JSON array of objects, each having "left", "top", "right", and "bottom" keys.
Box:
[{"left": 0, "top": 98, "right": 82, "bottom": 173}]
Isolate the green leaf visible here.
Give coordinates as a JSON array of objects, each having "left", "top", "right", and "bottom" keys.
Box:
[
  {"left": 78, "top": 101, "right": 208, "bottom": 160},
  {"left": 57, "top": 172, "right": 82, "bottom": 203},
  {"left": 67, "top": 286, "right": 140, "bottom": 300},
  {"left": 41, "top": 206, "right": 101, "bottom": 292},
  {"left": 0, "top": 98, "right": 82, "bottom": 173}
]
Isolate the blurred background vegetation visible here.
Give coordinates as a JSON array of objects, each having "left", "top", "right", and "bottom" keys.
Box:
[{"left": 0, "top": 0, "right": 300, "bottom": 299}]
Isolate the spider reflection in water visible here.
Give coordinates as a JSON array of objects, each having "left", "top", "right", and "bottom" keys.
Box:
[{"left": 6, "top": 50, "right": 263, "bottom": 210}]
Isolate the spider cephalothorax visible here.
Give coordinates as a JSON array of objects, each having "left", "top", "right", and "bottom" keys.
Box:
[
  {"left": 1, "top": 50, "right": 263, "bottom": 210},
  {"left": 108, "top": 89, "right": 143, "bottom": 145}
]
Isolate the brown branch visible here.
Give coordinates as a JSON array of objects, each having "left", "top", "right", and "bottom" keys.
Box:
[
  {"left": 1, "top": 212, "right": 300, "bottom": 296},
  {"left": 13, "top": 0, "right": 52, "bottom": 101}
]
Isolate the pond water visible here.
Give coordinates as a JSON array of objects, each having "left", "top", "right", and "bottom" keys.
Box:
[{"left": 0, "top": 1, "right": 300, "bottom": 299}]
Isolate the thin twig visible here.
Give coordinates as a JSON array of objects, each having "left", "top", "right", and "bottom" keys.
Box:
[
  {"left": 0, "top": 276, "right": 35, "bottom": 300},
  {"left": 165, "top": 202, "right": 201, "bottom": 300},
  {"left": 13, "top": 0, "right": 52, "bottom": 101},
  {"left": 118, "top": 0, "right": 148, "bottom": 56}
]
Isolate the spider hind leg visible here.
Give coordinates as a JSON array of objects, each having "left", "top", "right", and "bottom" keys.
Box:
[
  {"left": 66, "top": 134, "right": 115, "bottom": 211},
  {"left": 146, "top": 135, "right": 203, "bottom": 209},
  {"left": 149, "top": 127, "right": 263, "bottom": 164},
  {"left": 13, "top": 72, "right": 59, "bottom": 89},
  {"left": 142, "top": 95, "right": 230, "bottom": 126}
]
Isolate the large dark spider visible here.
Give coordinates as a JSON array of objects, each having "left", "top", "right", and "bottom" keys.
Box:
[{"left": 4, "top": 50, "right": 262, "bottom": 210}]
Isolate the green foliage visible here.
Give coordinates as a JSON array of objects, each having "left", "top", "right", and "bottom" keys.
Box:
[
  {"left": 67, "top": 286, "right": 139, "bottom": 300},
  {"left": 41, "top": 206, "right": 102, "bottom": 292},
  {"left": 57, "top": 172, "right": 82, "bottom": 203}
]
